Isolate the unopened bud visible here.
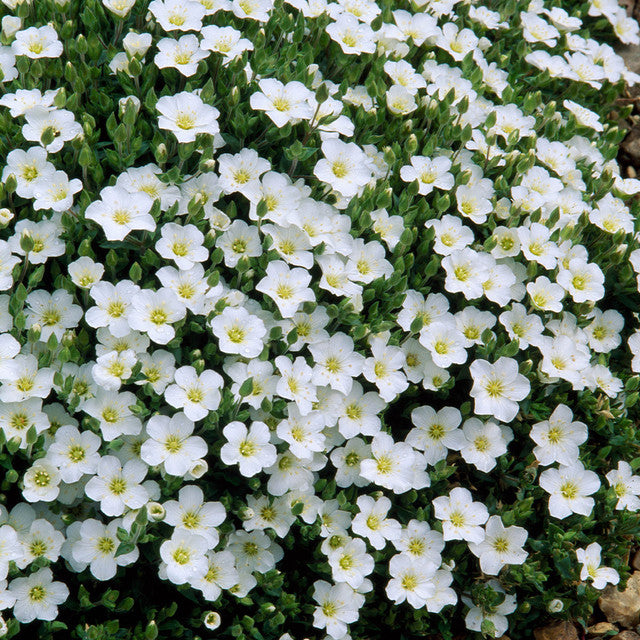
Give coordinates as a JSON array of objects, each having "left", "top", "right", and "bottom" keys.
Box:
[
  {"left": 547, "top": 599, "right": 563, "bottom": 613},
  {"left": 119, "top": 95, "right": 141, "bottom": 117},
  {"left": 238, "top": 506, "right": 255, "bottom": 521},
  {"left": 19, "top": 231, "right": 35, "bottom": 254},
  {"left": 61, "top": 330, "right": 76, "bottom": 347},
  {"left": 0, "top": 208, "right": 13, "bottom": 226},
  {"left": 187, "top": 459, "right": 208, "bottom": 479},
  {"left": 154, "top": 143, "right": 167, "bottom": 164},
  {"left": 146, "top": 502, "right": 165, "bottom": 521},
  {"left": 2, "top": 16, "right": 21, "bottom": 39},
  {"left": 203, "top": 612, "right": 221, "bottom": 630}
]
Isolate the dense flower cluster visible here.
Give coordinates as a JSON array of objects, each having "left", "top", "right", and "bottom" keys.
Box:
[{"left": 0, "top": 0, "right": 639, "bottom": 638}]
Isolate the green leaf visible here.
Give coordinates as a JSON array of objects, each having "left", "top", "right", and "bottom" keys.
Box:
[{"left": 239, "top": 377, "right": 254, "bottom": 397}]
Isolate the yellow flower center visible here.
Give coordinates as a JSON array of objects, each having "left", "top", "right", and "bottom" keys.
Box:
[{"left": 108, "top": 477, "right": 127, "bottom": 495}]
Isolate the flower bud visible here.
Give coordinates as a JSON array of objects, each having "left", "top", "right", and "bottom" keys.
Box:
[
  {"left": 154, "top": 143, "right": 168, "bottom": 164},
  {"left": 2, "top": 16, "right": 21, "bottom": 38},
  {"left": 0, "top": 208, "right": 13, "bottom": 226},
  {"left": 4, "top": 173, "right": 17, "bottom": 195},
  {"left": 61, "top": 330, "right": 76, "bottom": 347},
  {"left": 123, "top": 31, "right": 152, "bottom": 57},
  {"left": 187, "top": 459, "right": 208, "bottom": 479},
  {"left": 146, "top": 502, "right": 165, "bottom": 521},
  {"left": 203, "top": 612, "right": 221, "bottom": 631},
  {"left": 238, "top": 506, "right": 255, "bottom": 521},
  {"left": 118, "top": 95, "right": 141, "bottom": 117},
  {"left": 547, "top": 599, "right": 563, "bottom": 613},
  {"left": 19, "top": 230, "right": 35, "bottom": 254}
]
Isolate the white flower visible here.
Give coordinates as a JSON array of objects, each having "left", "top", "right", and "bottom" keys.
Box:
[
  {"left": 419, "top": 321, "right": 468, "bottom": 369},
  {"left": 464, "top": 581, "right": 516, "bottom": 637},
  {"left": 468, "top": 516, "right": 528, "bottom": 575},
  {"left": 362, "top": 336, "right": 408, "bottom": 402},
  {"left": 24, "top": 289, "right": 83, "bottom": 342},
  {"left": 0, "top": 354, "right": 55, "bottom": 403},
  {"left": 116, "top": 163, "right": 180, "bottom": 210},
  {"left": 68, "top": 256, "right": 104, "bottom": 289},
  {"left": 164, "top": 366, "right": 223, "bottom": 421},
  {"left": 330, "top": 437, "right": 371, "bottom": 488},
  {"left": 92, "top": 349, "right": 137, "bottom": 391},
  {"left": 250, "top": 78, "right": 314, "bottom": 127},
  {"left": 200, "top": 25, "right": 254, "bottom": 63},
  {"left": 432, "top": 487, "right": 489, "bottom": 544},
  {"left": 71, "top": 518, "right": 138, "bottom": 580},
  {"left": 351, "top": 495, "right": 401, "bottom": 550},
  {"left": 154, "top": 34, "right": 209, "bottom": 76},
  {"left": 85, "top": 455, "right": 149, "bottom": 516},
  {"left": 308, "top": 333, "right": 364, "bottom": 395},
  {"left": 436, "top": 22, "right": 479, "bottom": 61},
  {"left": 86, "top": 281, "right": 140, "bottom": 338},
  {"left": 606, "top": 461, "right": 640, "bottom": 511},
  {"left": 313, "top": 139, "right": 373, "bottom": 198},
  {"left": 128, "top": 288, "right": 186, "bottom": 344},
  {"left": 400, "top": 155, "right": 454, "bottom": 195},
  {"left": 103, "top": 0, "right": 137, "bottom": 17},
  {"left": 530, "top": 404, "right": 588, "bottom": 466},
  {"left": 141, "top": 413, "right": 208, "bottom": 476},
  {"left": 327, "top": 537, "right": 374, "bottom": 588},
  {"left": 526, "top": 275, "right": 565, "bottom": 312},
  {"left": 22, "top": 107, "right": 82, "bottom": 153},
  {"left": 12, "top": 26, "right": 62, "bottom": 58},
  {"left": 156, "top": 223, "right": 208, "bottom": 269},
  {"left": 32, "top": 170, "right": 82, "bottom": 212},
  {"left": 556, "top": 259, "right": 605, "bottom": 303},
  {"left": 231, "top": 0, "right": 274, "bottom": 21},
  {"left": 276, "top": 406, "right": 325, "bottom": 460},
  {"left": 360, "top": 432, "right": 416, "bottom": 494},
  {"left": 148, "top": 0, "right": 206, "bottom": 32},
  {"left": 346, "top": 239, "right": 393, "bottom": 284},
  {"left": 312, "top": 579, "right": 364, "bottom": 640},
  {"left": 218, "top": 148, "right": 271, "bottom": 198},
  {"left": 326, "top": 14, "right": 376, "bottom": 55},
  {"left": 210, "top": 306, "right": 267, "bottom": 358},
  {"left": 220, "top": 421, "right": 277, "bottom": 477},
  {"left": 499, "top": 303, "right": 544, "bottom": 349},
  {"left": 156, "top": 92, "right": 220, "bottom": 143},
  {"left": 2, "top": 147, "right": 55, "bottom": 198},
  {"left": 539, "top": 462, "right": 601, "bottom": 519},
  {"left": 0, "top": 521, "right": 20, "bottom": 578},
  {"left": 256, "top": 260, "right": 315, "bottom": 318},
  {"left": 8, "top": 568, "right": 68, "bottom": 623},
  {"left": 275, "top": 355, "right": 317, "bottom": 415},
  {"left": 441, "top": 248, "right": 492, "bottom": 300},
  {"left": 386, "top": 554, "right": 437, "bottom": 608},
  {"left": 460, "top": 419, "right": 512, "bottom": 473},
  {"left": 191, "top": 550, "right": 239, "bottom": 600},
  {"left": 164, "top": 485, "right": 226, "bottom": 546},
  {"left": 406, "top": 405, "right": 465, "bottom": 465},
  {"left": 227, "top": 529, "right": 279, "bottom": 573},
  {"left": 469, "top": 357, "right": 530, "bottom": 423},
  {"left": 336, "top": 382, "right": 385, "bottom": 439},
  {"left": 392, "top": 519, "right": 444, "bottom": 564},
  {"left": 45, "top": 425, "right": 101, "bottom": 483},
  {"left": 576, "top": 543, "right": 619, "bottom": 590},
  {"left": 22, "top": 460, "right": 61, "bottom": 503},
  {"left": 82, "top": 390, "right": 142, "bottom": 441},
  {"left": 215, "top": 219, "right": 262, "bottom": 267},
  {"left": 85, "top": 186, "right": 155, "bottom": 241},
  {"left": 160, "top": 530, "right": 209, "bottom": 585}
]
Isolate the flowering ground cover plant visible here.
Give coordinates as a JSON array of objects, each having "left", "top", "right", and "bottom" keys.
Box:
[{"left": 0, "top": 0, "right": 640, "bottom": 638}]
